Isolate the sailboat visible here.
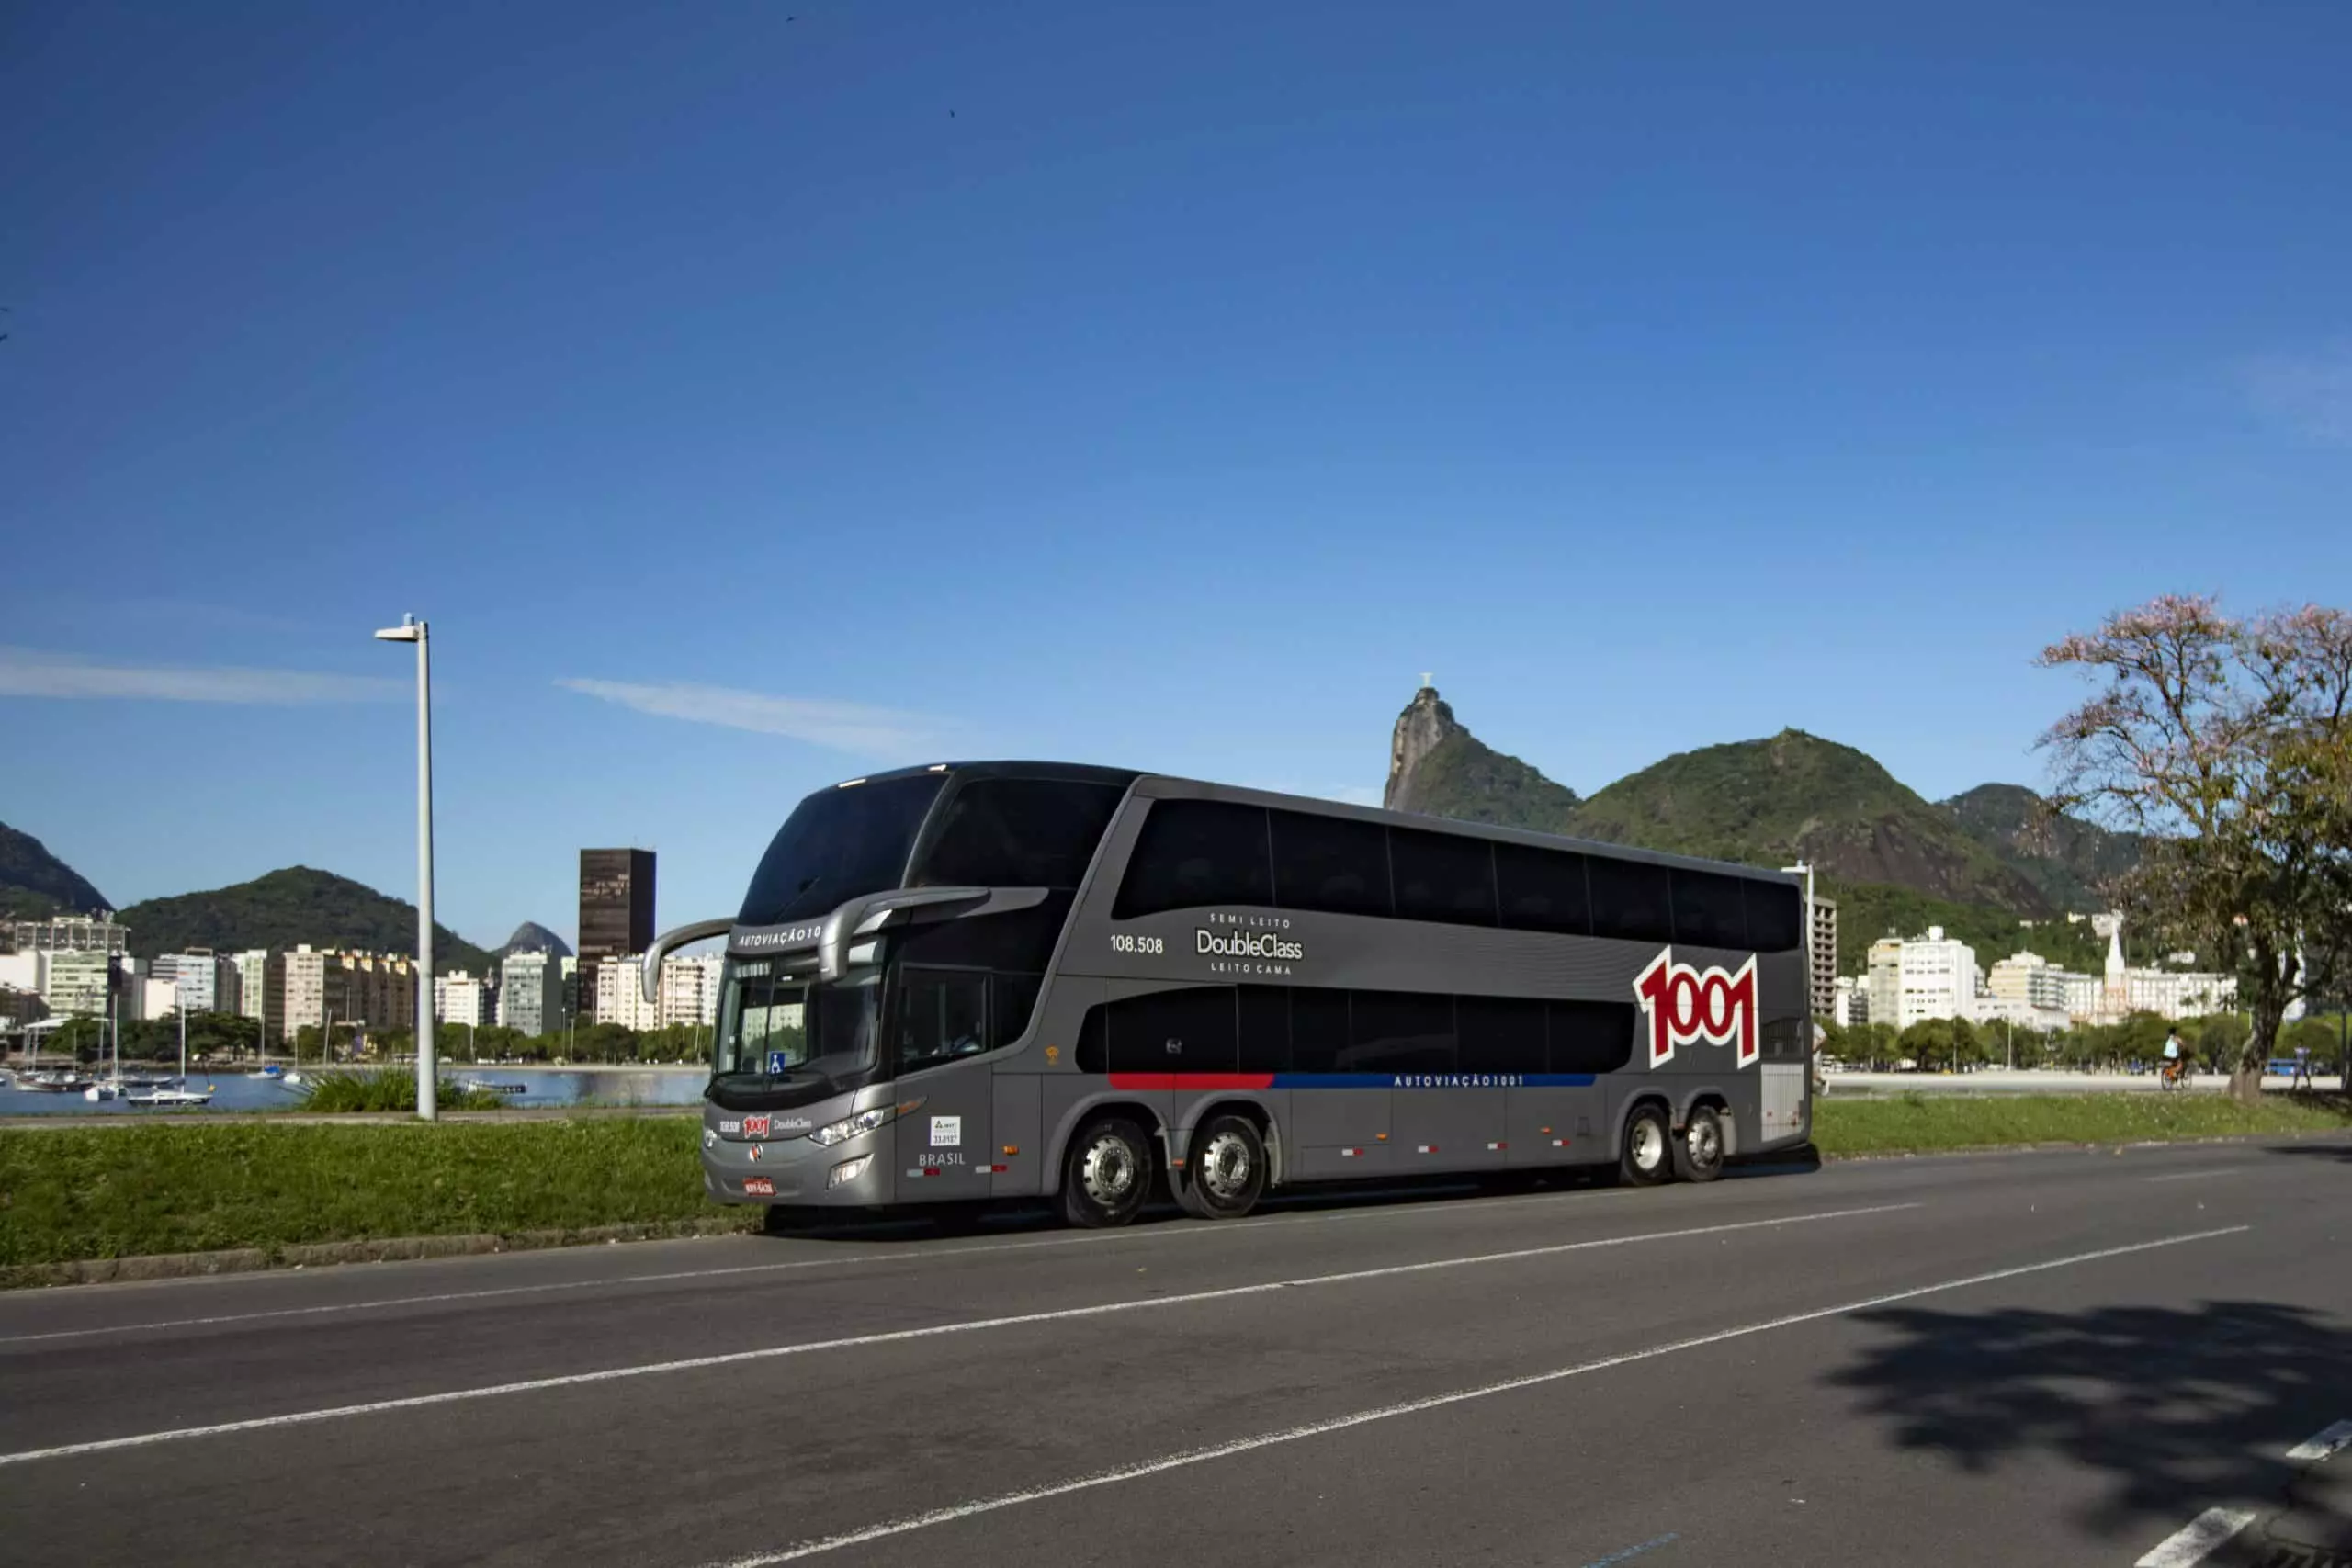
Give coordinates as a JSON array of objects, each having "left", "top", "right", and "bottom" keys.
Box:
[
  {"left": 248, "top": 972, "right": 284, "bottom": 1077},
  {"left": 130, "top": 1005, "right": 213, "bottom": 1108},
  {"left": 84, "top": 999, "right": 127, "bottom": 1101}
]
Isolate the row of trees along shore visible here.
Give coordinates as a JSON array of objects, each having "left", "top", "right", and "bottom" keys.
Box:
[
  {"left": 2040, "top": 595, "right": 2351, "bottom": 1102},
  {"left": 1817, "top": 1011, "right": 2344, "bottom": 1076},
  {"left": 22, "top": 1014, "right": 710, "bottom": 1067}
]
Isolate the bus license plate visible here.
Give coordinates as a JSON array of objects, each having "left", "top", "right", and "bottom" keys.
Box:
[{"left": 743, "top": 1178, "right": 775, "bottom": 1197}]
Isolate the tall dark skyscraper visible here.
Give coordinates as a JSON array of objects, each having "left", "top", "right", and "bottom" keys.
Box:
[{"left": 578, "top": 849, "right": 655, "bottom": 1021}]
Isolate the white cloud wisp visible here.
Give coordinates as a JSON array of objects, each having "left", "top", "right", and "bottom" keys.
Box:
[
  {"left": 0, "top": 646, "right": 407, "bottom": 705},
  {"left": 557, "top": 678, "right": 947, "bottom": 760}
]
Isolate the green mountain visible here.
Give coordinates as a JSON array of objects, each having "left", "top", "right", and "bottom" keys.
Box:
[
  {"left": 1566, "top": 729, "right": 2052, "bottom": 915},
  {"left": 497, "top": 920, "right": 572, "bottom": 959},
  {"left": 1825, "top": 879, "right": 2108, "bottom": 978},
  {"left": 1940, "top": 783, "right": 2142, "bottom": 911},
  {"left": 116, "top": 867, "right": 494, "bottom": 972},
  {"left": 0, "top": 821, "right": 110, "bottom": 919},
  {"left": 1385, "top": 687, "right": 1580, "bottom": 829}
]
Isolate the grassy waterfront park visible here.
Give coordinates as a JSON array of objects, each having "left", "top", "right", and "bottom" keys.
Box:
[{"left": 4, "top": 1093, "right": 2349, "bottom": 1283}]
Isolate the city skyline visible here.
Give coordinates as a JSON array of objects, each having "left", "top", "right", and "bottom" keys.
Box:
[{"left": 6, "top": 2, "right": 2348, "bottom": 944}]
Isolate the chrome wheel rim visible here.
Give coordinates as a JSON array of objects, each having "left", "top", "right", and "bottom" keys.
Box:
[
  {"left": 1689, "top": 1119, "right": 1720, "bottom": 1167},
  {"left": 1200, "top": 1131, "right": 1254, "bottom": 1201},
  {"left": 1631, "top": 1120, "right": 1666, "bottom": 1171},
  {"left": 1081, "top": 1135, "right": 1137, "bottom": 1206}
]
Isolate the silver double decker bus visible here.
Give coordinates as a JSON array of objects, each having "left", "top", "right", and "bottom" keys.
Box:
[{"left": 647, "top": 761, "right": 1815, "bottom": 1230}]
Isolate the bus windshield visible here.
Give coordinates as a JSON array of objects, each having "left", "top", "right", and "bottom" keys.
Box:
[
  {"left": 738, "top": 773, "right": 945, "bottom": 926},
  {"left": 713, "top": 959, "right": 882, "bottom": 1090}
]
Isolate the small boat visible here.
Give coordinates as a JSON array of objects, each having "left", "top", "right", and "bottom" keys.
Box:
[
  {"left": 249, "top": 1063, "right": 287, "bottom": 1080},
  {"left": 129, "top": 1087, "right": 215, "bottom": 1109},
  {"left": 85, "top": 1080, "right": 127, "bottom": 1102},
  {"left": 456, "top": 1079, "right": 527, "bottom": 1096},
  {"left": 23, "top": 1070, "right": 94, "bottom": 1093}
]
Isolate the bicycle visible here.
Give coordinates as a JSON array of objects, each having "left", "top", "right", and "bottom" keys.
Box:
[{"left": 2157, "top": 1057, "right": 2194, "bottom": 1091}]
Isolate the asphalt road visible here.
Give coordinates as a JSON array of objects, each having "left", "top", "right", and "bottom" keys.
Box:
[{"left": 3, "top": 1136, "right": 2347, "bottom": 1567}]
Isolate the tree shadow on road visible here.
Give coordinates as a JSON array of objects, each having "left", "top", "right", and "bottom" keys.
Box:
[
  {"left": 1826, "top": 1298, "right": 2352, "bottom": 1536},
  {"left": 2264, "top": 1139, "right": 2352, "bottom": 1164}
]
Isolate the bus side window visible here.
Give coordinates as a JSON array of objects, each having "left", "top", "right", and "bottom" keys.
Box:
[
  {"left": 1107, "top": 987, "right": 1238, "bottom": 1074},
  {"left": 1549, "top": 1000, "right": 1635, "bottom": 1074},
  {"left": 1238, "top": 985, "right": 1292, "bottom": 1073},
  {"left": 1112, "top": 801, "right": 1273, "bottom": 918},
  {"left": 1588, "top": 859, "right": 1671, "bottom": 945},
  {"left": 1670, "top": 869, "right": 1748, "bottom": 951},
  {"left": 1270, "top": 810, "right": 1393, "bottom": 919},
  {"left": 1289, "top": 987, "right": 1351, "bottom": 1073},
  {"left": 1745, "top": 881, "right": 1803, "bottom": 953},
  {"left": 1390, "top": 829, "right": 1498, "bottom": 926},
  {"left": 1456, "top": 995, "right": 1546, "bottom": 1074},
  {"left": 1347, "top": 991, "right": 1454, "bottom": 1074},
  {"left": 1494, "top": 844, "right": 1591, "bottom": 936},
  {"left": 898, "top": 967, "right": 989, "bottom": 1066}
]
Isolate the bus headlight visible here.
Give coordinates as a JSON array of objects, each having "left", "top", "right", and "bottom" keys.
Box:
[
  {"left": 829, "top": 1155, "right": 873, "bottom": 1188},
  {"left": 808, "top": 1098, "right": 924, "bottom": 1147}
]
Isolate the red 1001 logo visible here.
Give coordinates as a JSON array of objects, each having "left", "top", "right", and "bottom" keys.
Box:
[{"left": 1634, "top": 949, "right": 1759, "bottom": 1070}]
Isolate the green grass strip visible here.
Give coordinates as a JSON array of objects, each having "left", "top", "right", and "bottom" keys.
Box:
[
  {"left": 1812, "top": 1091, "right": 2352, "bottom": 1156},
  {"left": 0, "top": 1118, "right": 723, "bottom": 1269}
]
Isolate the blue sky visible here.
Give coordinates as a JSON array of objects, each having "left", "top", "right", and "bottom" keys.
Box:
[{"left": 5, "top": 1, "right": 2348, "bottom": 949}]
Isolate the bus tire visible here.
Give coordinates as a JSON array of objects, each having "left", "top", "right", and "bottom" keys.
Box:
[
  {"left": 1060, "top": 1115, "right": 1154, "bottom": 1229},
  {"left": 1620, "top": 1103, "right": 1674, "bottom": 1188},
  {"left": 1673, "top": 1105, "right": 1726, "bottom": 1183},
  {"left": 1186, "top": 1113, "right": 1267, "bottom": 1220}
]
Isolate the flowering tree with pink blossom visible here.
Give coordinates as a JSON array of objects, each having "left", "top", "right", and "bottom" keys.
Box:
[{"left": 2039, "top": 596, "right": 2352, "bottom": 1101}]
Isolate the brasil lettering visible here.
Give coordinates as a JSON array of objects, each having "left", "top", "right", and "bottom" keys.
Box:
[{"left": 1634, "top": 948, "right": 1759, "bottom": 1070}]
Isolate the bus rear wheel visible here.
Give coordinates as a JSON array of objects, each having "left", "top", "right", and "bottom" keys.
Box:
[
  {"left": 1620, "top": 1104, "right": 1674, "bottom": 1188},
  {"left": 1183, "top": 1114, "right": 1267, "bottom": 1220},
  {"left": 1673, "top": 1106, "right": 1725, "bottom": 1183},
  {"left": 1060, "top": 1116, "right": 1154, "bottom": 1228}
]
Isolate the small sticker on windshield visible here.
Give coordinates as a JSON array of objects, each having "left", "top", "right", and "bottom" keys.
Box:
[
  {"left": 765, "top": 1050, "right": 788, "bottom": 1075},
  {"left": 931, "top": 1115, "right": 962, "bottom": 1148}
]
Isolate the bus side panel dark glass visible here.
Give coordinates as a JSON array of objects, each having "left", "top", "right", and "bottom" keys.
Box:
[
  {"left": 1349, "top": 991, "right": 1454, "bottom": 1074},
  {"left": 1238, "top": 984, "right": 1292, "bottom": 1072},
  {"left": 1288, "top": 987, "right": 1351, "bottom": 1073},
  {"left": 1112, "top": 801, "right": 1273, "bottom": 918},
  {"left": 1270, "top": 810, "right": 1393, "bottom": 919},
  {"left": 1744, "top": 880, "right": 1803, "bottom": 953},
  {"left": 1586, "top": 857, "right": 1671, "bottom": 945},
  {"left": 1390, "top": 829, "right": 1498, "bottom": 927},
  {"left": 739, "top": 774, "right": 945, "bottom": 925},
  {"left": 1670, "top": 869, "right": 1748, "bottom": 950},
  {"left": 1455, "top": 994, "right": 1547, "bottom": 1074},
  {"left": 1549, "top": 1000, "right": 1636, "bottom": 1074},
  {"left": 1106, "top": 987, "right": 1238, "bottom": 1074},
  {"left": 1494, "top": 843, "right": 1591, "bottom": 936},
  {"left": 913, "top": 780, "right": 1126, "bottom": 889}
]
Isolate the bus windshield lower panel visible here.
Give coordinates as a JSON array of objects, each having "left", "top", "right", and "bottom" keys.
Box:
[{"left": 708, "top": 960, "right": 884, "bottom": 1111}]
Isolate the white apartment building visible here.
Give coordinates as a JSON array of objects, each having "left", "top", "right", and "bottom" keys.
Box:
[
  {"left": 40, "top": 950, "right": 113, "bottom": 1018},
  {"left": 1866, "top": 938, "right": 1903, "bottom": 1032},
  {"left": 2124, "top": 968, "right": 2237, "bottom": 1020},
  {"left": 153, "top": 951, "right": 241, "bottom": 1015},
  {"left": 658, "top": 953, "right": 724, "bottom": 1030},
  {"left": 434, "top": 970, "right": 492, "bottom": 1028},
  {"left": 1806, "top": 896, "right": 1838, "bottom": 1019},
  {"left": 593, "top": 954, "right": 662, "bottom": 1032},
  {"left": 1831, "top": 974, "right": 1869, "bottom": 1028},
  {"left": 498, "top": 951, "right": 565, "bottom": 1037},
  {"left": 1893, "top": 927, "right": 1984, "bottom": 1028},
  {"left": 6, "top": 915, "right": 128, "bottom": 955}
]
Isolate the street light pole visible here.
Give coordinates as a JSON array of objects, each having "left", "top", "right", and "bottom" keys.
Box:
[
  {"left": 1781, "top": 858, "right": 1816, "bottom": 1008},
  {"left": 374, "top": 614, "right": 436, "bottom": 1122}
]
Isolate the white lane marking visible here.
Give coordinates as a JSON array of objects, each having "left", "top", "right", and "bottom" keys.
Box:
[
  {"left": 0, "top": 1179, "right": 1660, "bottom": 1346},
  {"left": 708, "top": 1224, "right": 2254, "bottom": 1564},
  {"left": 2143, "top": 1168, "right": 2245, "bottom": 1184},
  {"left": 2133, "top": 1507, "right": 2257, "bottom": 1568},
  {"left": 0, "top": 1202, "right": 1917, "bottom": 1466},
  {"left": 2287, "top": 1419, "right": 2352, "bottom": 1462}
]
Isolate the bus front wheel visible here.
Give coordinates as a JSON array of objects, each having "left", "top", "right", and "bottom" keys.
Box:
[
  {"left": 1620, "top": 1104, "right": 1674, "bottom": 1188},
  {"left": 1060, "top": 1116, "right": 1154, "bottom": 1228},
  {"left": 1183, "top": 1114, "right": 1267, "bottom": 1220}
]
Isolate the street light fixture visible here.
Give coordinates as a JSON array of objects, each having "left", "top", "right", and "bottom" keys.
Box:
[{"left": 373, "top": 614, "right": 436, "bottom": 1122}]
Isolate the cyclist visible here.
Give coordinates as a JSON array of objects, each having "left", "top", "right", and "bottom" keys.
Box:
[{"left": 2160, "top": 1028, "right": 2188, "bottom": 1087}]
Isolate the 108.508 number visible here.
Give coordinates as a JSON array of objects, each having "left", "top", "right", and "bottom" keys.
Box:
[{"left": 1110, "top": 934, "right": 1164, "bottom": 955}]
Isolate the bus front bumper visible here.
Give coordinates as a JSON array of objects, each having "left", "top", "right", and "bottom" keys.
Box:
[{"left": 701, "top": 1122, "right": 897, "bottom": 1205}]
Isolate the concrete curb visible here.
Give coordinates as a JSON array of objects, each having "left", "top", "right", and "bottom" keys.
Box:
[{"left": 2, "top": 1214, "right": 757, "bottom": 1291}]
